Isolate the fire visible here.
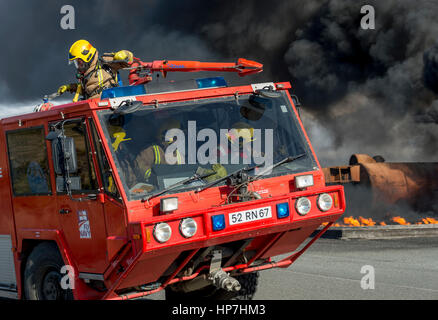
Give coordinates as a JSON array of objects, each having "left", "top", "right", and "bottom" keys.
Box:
[
  {"left": 359, "top": 217, "right": 376, "bottom": 226},
  {"left": 332, "top": 216, "right": 438, "bottom": 227},
  {"left": 391, "top": 216, "right": 410, "bottom": 225},
  {"left": 341, "top": 216, "right": 376, "bottom": 227},
  {"left": 344, "top": 216, "right": 361, "bottom": 227},
  {"left": 419, "top": 217, "right": 438, "bottom": 224}
]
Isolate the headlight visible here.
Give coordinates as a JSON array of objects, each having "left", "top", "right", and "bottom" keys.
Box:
[
  {"left": 153, "top": 223, "right": 172, "bottom": 243},
  {"left": 160, "top": 197, "right": 178, "bottom": 213},
  {"left": 295, "top": 197, "right": 311, "bottom": 215},
  {"left": 317, "top": 193, "right": 333, "bottom": 212},
  {"left": 295, "top": 174, "right": 314, "bottom": 189},
  {"left": 180, "top": 218, "right": 197, "bottom": 238}
]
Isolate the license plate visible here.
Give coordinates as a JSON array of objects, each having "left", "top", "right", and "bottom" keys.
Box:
[{"left": 229, "top": 206, "right": 272, "bottom": 225}]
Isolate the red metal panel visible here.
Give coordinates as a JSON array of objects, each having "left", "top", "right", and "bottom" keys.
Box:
[
  {"left": 113, "top": 252, "right": 180, "bottom": 290},
  {"left": 260, "top": 225, "right": 319, "bottom": 259}
]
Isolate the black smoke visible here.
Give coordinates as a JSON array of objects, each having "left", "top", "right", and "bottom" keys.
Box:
[{"left": 2, "top": 0, "right": 438, "bottom": 164}]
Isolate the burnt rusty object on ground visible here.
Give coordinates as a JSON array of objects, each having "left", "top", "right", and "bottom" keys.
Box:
[{"left": 323, "top": 154, "right": 438, "bottom": 210}]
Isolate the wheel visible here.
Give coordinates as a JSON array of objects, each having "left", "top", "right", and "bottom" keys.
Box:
[
  {"left": 166, "top": 272, "right": 259, "bottom": 300},
  {"left": 23, "top": 242, "right": 74, "bottom": 300}
]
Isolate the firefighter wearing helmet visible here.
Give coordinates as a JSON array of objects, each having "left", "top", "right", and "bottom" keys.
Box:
[
  {"left": 107, "top": 120, "right": 184, "bottom": 192},
  {"left": 218, "top": 121, "right": 257, "bottom": 162},
  {"left": 57, "top": 40, "right": 134, "bottom": 101},
  {"left": 137, "top": 119, "right": 184, "bottom": 181}
]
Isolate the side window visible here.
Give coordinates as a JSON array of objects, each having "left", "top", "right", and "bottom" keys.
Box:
[
  {"left": 89, "top": 119, "right": 121, "bottom": 200},
  {"left": 55, "top": 121, "right": 98, "bottom": 193},
  {"left": 6, "top": 127, "right": 51, "bottom": 196}
]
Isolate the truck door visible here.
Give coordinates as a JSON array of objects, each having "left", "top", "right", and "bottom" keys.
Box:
[
  {"left": 4, "top": 126, "right": 55, "bottom": 297},
  {"left": 52, "top": 118, "right": 108, "bottom": 274},
  {"left": 88, "top": 118, "right": 127, "bottom": 264}
]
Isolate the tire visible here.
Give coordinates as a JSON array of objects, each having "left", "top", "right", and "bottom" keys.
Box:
[
  {"left": 23, "top": 242, "right": 74, "bottom": 300},
  {"left": 166, "top": 272, "right": 259, "bottom": 301}
]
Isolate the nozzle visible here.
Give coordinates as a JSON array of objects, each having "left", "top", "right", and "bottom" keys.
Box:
[{"left": 236, "top": 58, "right": 263, "bottom": 76}]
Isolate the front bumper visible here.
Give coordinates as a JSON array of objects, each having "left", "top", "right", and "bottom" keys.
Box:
[{"left": 103, "top": 185, "right": 345, "bottom": 299}]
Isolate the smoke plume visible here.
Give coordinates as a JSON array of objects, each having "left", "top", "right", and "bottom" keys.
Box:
[{"left": 2, "top": 0, "right": 438, "bottom": 165}]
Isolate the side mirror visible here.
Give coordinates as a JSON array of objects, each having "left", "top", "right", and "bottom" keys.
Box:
[
  {"left": 51, "top": 136, "right": 78, "bottom": 175},
  {"left": 291, "top": 95, "right": 302, "bottom": 118},
  {"left": 45, "top": 129, "right": 62, "bottom": 141}
]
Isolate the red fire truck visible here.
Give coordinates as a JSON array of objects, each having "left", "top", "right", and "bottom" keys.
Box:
[{"left": 0, "top": 58, "right": 345, "bottom": 300}]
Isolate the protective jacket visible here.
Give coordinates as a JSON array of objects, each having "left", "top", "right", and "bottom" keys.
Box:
[
  {"left": 69, "top": 50, "right": 133, "bottom": 99},
  {"left": 136, "top": 144, "right": 184, "bottom": 181},
  {"left": 115, "top": 143, "right": 182, "bottom": 189}
]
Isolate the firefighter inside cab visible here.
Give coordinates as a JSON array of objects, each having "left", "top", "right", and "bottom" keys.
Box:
[
  {"left": 57, "top": 39, "right": 133, "bottom": 101},
  {"left": 107, "top": 119, "right": 186, "bottom": 194},
  {"left": 107, "top": 118, "right": 228, "bottom": 195}
]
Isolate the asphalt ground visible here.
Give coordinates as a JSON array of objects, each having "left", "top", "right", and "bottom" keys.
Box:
[
  {"left": 1, "top": 236, "right": 435, "bottom": 301},
  {"left": 147, "top": 236, "right": 438, "bottom": 300}
]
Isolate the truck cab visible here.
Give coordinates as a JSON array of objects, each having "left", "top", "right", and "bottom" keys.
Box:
[{"left": 0, "top": 76, "right": 345, "bottom": 300}]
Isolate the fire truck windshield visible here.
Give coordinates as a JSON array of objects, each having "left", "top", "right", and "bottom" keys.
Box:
[{"left": 98, "top": 92, "right": 317, "bottom": 200}]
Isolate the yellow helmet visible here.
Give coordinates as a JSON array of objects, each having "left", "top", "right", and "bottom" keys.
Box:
[
  {"left": 108, "top": 126, "right": 131, "bottom": 151},
  {"left": 68, "top": 39, "right": 96, "bottom": 64},
  {"left": 227, "top": 122, "right": 255, "bottom": 146}
]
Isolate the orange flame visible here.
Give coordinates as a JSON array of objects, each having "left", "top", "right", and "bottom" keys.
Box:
[
  {"left": 420, "top": 217, "right": 438, "bottom": 224},
  {"left": 332, "top": 216, "right": 438, "bottom": 227},
  {"left": 343, "top": 216, "right": 361, "bottom": 227},
  {"left": 391, "top": 216, "right": 410, "bottom": 225},
  {"left": 359, "top": 216, "right": 376, "bottom": 226}
]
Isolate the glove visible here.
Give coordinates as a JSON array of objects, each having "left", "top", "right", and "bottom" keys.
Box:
[
  {"left": 58, "top": 84, "right": 77, "bottom": 95},
  {"left": 57, "top": 84, "right": 70, "bottom": 95},
  {"left": 197, "top": 164, "right": 228, "bottom": 183},
  {"left": 211, "top": 164, "right": 227, "bottom": 180},
  {"left": 113, "top": 50, "right": 133, "bottom": 64}
]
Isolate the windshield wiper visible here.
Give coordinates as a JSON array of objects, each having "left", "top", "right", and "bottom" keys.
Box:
[
  {"left": 194, "top": 164, "right": 259, "bottom": 194},
  {"left": 250, "top": 153, "right": 306, "bottom": 182},
  {"left": 195, "top": 153, "right": 306, "bottom": 194},
  {"left": 144, "top": 153, "right": 307, "bottom": 200},
  {"left": 142, "top": 168, "right": 217, "bottom": 202}
]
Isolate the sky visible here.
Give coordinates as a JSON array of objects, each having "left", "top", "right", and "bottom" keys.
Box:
[{"left": 2, "top": 0, "right": 438, "bottom": 166}]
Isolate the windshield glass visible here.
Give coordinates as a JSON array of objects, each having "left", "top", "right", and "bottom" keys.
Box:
[{"left": 98, "top": 91, "right": 317, "bottom": 200}]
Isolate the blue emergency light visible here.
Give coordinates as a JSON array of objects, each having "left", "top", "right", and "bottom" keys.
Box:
[
  {"left": 101, "top": 77, "right": 227, "bottom": 100},
  {"left": 101, "top": 85, "right": 146, "bottom": 99},
  {"left": 196, "top": 77, "right": 227, "bottom": 89},
  {"left": 276, "top": 202, "right": 290, "bottom": 219},
  {"left": 211, "top": 214, "right": 226, "bottom": 231}
]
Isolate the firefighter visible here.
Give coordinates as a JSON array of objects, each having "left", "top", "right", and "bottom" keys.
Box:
[
  {"left": 136, "top": 119, "right": 184, "bottom": 182},
  {"left": 107, "top": 120, "right": 183, "bottom": 191},
  {"left": 109, "top": 120, "right": 227, "bottom": 191},
  {"left": 219, "top": 121, "right": 257, "bottom": 162},
  {"left": 132, "top": 119, "right": 228, "bottom": 184},
  {"left": 107, "top": 125, "right": 139, "bottom": 191},
  {"left": 57, "top": 39, "right": 134, "bottom": 101}
]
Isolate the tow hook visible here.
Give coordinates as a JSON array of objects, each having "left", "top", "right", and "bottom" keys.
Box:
[
  {"left": 208, "top": 269, "right": 241, "bottom": 292},
  {"left": 208, "top": 250, "right": 241, "bottom": 292}
]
